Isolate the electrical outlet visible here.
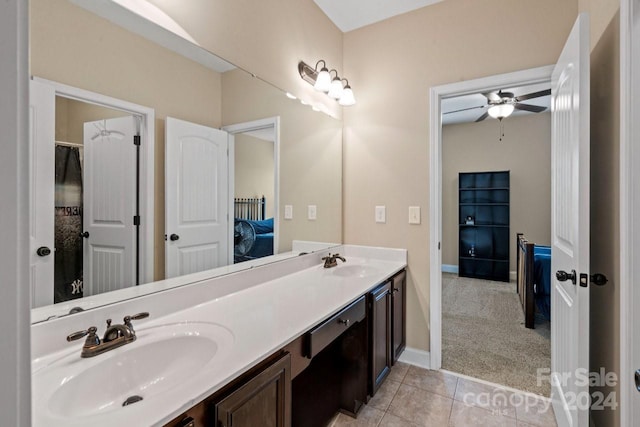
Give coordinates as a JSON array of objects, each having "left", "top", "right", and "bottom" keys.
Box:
[
  {"left": 308, "top": 205, "right": 317, "bottom": 220},
  {"left": 375, "top": 206, "right": 386, "bottom": 223},
  {"left": 409, "top": 206, "right": 421, "bottom": 224},
  {"left": 284, "top": 205, "right": 293, "bottom": 220}
]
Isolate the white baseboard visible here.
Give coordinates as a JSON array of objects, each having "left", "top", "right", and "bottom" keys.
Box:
[
  {"left": 442, "top": 264, "right": 458, "bottom": 274},
  {"left": 510, "top": 270, "right": 517, "bottom": 281},
  {"left": 397, "top": 347, "right": 431, "bottom": 369}
]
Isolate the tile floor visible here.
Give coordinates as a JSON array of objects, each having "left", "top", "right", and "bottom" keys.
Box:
[{"left": 327, "top": 362, "right": 557, "bottom": 427}]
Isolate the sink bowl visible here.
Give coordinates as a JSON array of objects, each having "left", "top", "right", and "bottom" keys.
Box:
[
  {"left": 332, "top": 264, "right": 380, "bottom": 278},
  {"left": 33, "top": 322, "right": 234, "bottom": 421}
]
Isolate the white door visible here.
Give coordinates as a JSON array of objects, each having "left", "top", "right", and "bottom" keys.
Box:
[
  {"left": 550, "top": 13, "right": 590, "bottom": 427},
  {"left": 165, "top": 117, "right": 229, "bottom": 278},
  {"left": 83, "top": 116, "right": 138, "bottom": 296},
  {"left": 29, "top": 79, "right": 55, "bottom": 307}
]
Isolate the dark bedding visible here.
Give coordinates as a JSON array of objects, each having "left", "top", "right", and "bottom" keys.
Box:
[{"left": 533, "top": 245, "right": 551, "bottom": 320}]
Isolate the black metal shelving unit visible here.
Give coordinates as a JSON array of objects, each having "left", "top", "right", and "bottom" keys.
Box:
[{"left": 458, "top": 171, "right": 510, "bottom": 282}]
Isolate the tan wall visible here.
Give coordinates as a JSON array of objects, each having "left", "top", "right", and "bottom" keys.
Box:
[
  {"left": 147, "top": 0, "right": 344, "bottom": 118},
  {"left": 442, "top": 113, "right": 552, "bottom": 272},
  {"left": 31, "top": 0, "right": 222, "bottom": 281},
  {"left": 55, "top": 97, "right": 129, "bottom": 145},
  {"left": 222, "top": 69, "right": 343, "bottom": 251},
  {"left": 579, "top": 1, "right": 621, "bottom": 426},
  {"left": 343, "top": 0, "right": 578, "bottom": 352},
  {"left": 234, "top": 134, "right": 275, "bottom": 219}
]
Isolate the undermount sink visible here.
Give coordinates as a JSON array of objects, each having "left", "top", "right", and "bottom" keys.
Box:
[
  {"left": 332, "top": 264, "right": 380, "bottom": 278},
  {"left": 33, "top": 322, "right": 234, "bottom": 422}
]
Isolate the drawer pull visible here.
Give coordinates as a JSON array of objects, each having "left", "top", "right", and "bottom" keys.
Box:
[{"left": 338, "top": 318, "right": 350, "bottom": 326}]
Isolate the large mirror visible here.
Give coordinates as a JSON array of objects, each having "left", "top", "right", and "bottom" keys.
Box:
[{"left": 29, "top": 0, "right": 343, "bottom": 322}]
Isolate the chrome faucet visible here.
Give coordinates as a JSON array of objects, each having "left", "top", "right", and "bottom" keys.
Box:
[
  {"left": 322, "top": 253, "right": 346, "bottom": 268},
  {"left": 67, "top": 312, "right": 149, "bottom": 358}
]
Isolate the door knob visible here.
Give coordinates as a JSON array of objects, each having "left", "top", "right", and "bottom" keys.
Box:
[
  {"left": 635, "top": 369, "right": 640, "bottom": 392},
  {"left": 556, "top": 269, "right": 577, "bottom": 285},
  {"left": 36, "top": 246, "right": 51, "bottom": 257},
  {"left": 169, "top": 234, "right": 180, "bottom": 241},
  {"left": 79, "top": 231, "right": 90, "bottom": 238}
]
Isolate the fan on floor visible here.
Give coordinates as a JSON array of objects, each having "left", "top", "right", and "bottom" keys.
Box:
[
  {"left": 234, "top": 219, "right": 256, "bottom": 260},
  {"left": 445, "top": 88, "right": 551, "bottom": 122}
]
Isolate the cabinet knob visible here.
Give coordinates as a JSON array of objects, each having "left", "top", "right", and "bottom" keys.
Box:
[{"left": 338, "top": 318, "right": 350, "bottom": 326}]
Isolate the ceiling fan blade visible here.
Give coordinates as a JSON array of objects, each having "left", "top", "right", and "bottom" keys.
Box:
[
  {"left": 514, "top": 103, "right": 547, "bottom": 113},
  {"left": 483, "top": 92, "right": 501, "bottom": 102},
  {"left": 515, "top": 89, "right": 551, "bottom": 102},
  {"left": 475, "top": 112, "right": 489, "bottom": 122},
  {"left": 443, "top": 105, "right": 486, "bottom": 115}
]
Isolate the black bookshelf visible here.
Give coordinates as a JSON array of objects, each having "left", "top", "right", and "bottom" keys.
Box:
[{"left": 458, "top": 171, "right": 510, "bottom": 282}]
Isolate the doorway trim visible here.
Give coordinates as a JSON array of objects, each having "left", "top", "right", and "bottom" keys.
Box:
[
  {"left": 32, "top": 77, "right": 156, "bottom": 285},
  {"left": 223, "top": 117, "right": 281, "bottom": 258},
  {"left": 620, "top": 0, "right": 639, "bottom": 424},
  {"left": 428, "top": 65, "right": 554, "bottom": 370}
]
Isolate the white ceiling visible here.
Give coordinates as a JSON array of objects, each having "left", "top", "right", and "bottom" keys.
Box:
[
  {"left": 314, "top": 0, "right": 444, "bottom": 32},
  {"left": 441, "top": 82, "right": 551, "bottom": 126}
]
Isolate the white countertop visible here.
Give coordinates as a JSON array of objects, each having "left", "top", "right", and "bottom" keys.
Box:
[{"left": 31, "top": 245, "right": 406, "bottom": 427}]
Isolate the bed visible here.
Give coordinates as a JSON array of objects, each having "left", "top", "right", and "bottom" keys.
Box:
[
  {"left": 234, "top": 197, "right": 274, "bottom": 262},
  {"left": 516, "top": 233, "right": 551, "bottom": 329}
]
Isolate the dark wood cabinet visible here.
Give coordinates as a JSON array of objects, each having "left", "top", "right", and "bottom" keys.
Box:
[
  {"left": 215, "top": 353, "right": 291, "bottom": 427},
  {"left": 391, "top": 270, "right": 406, "bottom": 363},
  {"left": 459, "top": 171, "right": 510, "bottom": 282},
  {"left": 369, "top": 281, "right": 392, "bottom": 396}
]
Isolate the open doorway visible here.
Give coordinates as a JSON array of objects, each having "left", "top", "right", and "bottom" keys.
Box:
[
  {"left": 440, "top": 88, "right": 552, "bottom": 394},
  {"left": 429, "top": 66, "right": 555, "bottom": 393}
]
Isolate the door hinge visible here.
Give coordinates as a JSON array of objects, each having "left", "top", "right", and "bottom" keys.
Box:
[
  {"left": 133, "top": 215, "right": 141, "bottom": 226},
  {"left": 133, "top": 135, "right": 141, "bottom": 146}
]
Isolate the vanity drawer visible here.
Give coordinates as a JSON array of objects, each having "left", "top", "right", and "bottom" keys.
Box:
[{"left": 305, "top": 295, "right": 366, "bottom": 358}]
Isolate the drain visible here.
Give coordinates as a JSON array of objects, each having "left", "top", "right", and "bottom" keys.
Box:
[{"left": 122, "top": 395, "right": 144, "bottom": 406}]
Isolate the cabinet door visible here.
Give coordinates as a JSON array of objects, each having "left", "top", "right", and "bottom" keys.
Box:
[
  {"left": 369, "top": 281, "right": 392, "bottom": 396},
  {"left": 391, "top": 270, "right": 406, "bottom": 363},
  {"left": 215, "top": 353, "right": 291, "bottom": 427}
]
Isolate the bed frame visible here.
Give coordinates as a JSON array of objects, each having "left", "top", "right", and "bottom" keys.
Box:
[
  {"left": 516, "top": 232, "right": 535, "bottom": 329},
  {"left": 234, "top": 196, "right": 266, "bottom": 221}
]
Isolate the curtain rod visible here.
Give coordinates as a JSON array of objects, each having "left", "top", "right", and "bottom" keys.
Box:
[{"left": 55, "top": 140, "right": 83, "bottom": 148}]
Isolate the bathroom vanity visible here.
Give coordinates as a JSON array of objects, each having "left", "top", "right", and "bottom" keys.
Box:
[{"left": 31, "top": 245, "right": 407, "bottom": 427}]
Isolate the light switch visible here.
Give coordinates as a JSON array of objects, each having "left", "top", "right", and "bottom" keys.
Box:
[
  {"left": 284, "top": 205, "right": 293, "bottom": 220},
  {"left": 375, "top": 206, "right": 386, "bottom": 223},
  {"left": 308, "top": 205, "right": 317, "bottom": 220},
  {"left": 409, "top": 206, "right": 421, "bottom": 224}
]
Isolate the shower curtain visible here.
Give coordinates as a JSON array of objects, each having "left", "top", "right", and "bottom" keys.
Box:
[{"left": 54, "top": 145, "right": 83, "bottom": 303}]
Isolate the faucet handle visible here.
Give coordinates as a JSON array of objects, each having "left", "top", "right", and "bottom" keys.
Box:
[
  {"left": 123, "top": 312, "right": 149, "bottom": 330},
  {"left": 67, "top": 326, "right": 99, "bottom": 345}
]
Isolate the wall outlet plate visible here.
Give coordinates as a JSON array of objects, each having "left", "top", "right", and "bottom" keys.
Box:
[
  {"left": 375, "top": 206, "right": 386, "bottom": 223},
  {"left": 308, "top": 205, "right": 317, "bottom": 220},
  {"left": 409, "top": 206, "right": 421, "bottom": 224},
  {"left": 284, "top": 205, "right": 293, "bottom": 219}
]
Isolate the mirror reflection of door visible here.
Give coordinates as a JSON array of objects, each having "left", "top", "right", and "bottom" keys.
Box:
[
  {"left": 165, "top": 117, "right": 230, "bottom": 279},
  {"left": 51, "top": 97, "right": 140, "bottom": 304},
  {"left": 233, "top": 130, "right": 275, "bottom": 263}
]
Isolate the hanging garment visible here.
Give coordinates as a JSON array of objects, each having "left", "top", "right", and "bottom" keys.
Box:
[{"left": 54, "top": 145, "right": 84, "bottom": 303}]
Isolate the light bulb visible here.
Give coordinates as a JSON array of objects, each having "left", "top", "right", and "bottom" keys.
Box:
[
  {"left": 488, "top": 104, "right": 514, "bottom": 119},
  {"left": 339, "top": 86, "right": 356, "bottom": 106},
  {"left": 314, "top": 67, "right": 331, "bottom": 92},
  {"left": 327, "top": 77, "right": 344, "bottom": 99}
]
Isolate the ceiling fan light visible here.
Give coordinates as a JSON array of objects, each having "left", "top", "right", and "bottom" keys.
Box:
[
  {"left": 488, "top": 103, "right": 514, "bottom": 119},
  {"left": 314, "top": 67, "right": 331, "bottom": 92}
]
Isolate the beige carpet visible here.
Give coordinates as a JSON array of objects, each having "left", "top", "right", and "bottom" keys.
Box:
[{"left": 442, "top": 273, "right": 551, "bottom": 396}]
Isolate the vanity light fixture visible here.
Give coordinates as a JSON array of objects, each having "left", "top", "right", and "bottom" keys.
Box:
[
  {"left": 298, "top": 60, "right": 356, "bottom": 106},
  {"left": 327, "top": 70, "right": 344, "bottom": 99},
  {"left": 487, "top": 103, "right": 515, "bottom": 120},
  {"left": 312, "top": 60, "right": 331, "bottom": 92},
  {"left": 338, "top": 79, "right": 356, "bottom": 106}
]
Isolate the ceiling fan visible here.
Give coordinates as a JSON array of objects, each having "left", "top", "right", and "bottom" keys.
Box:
[{"left": 445, "top": 88, "right": 551, "bottom": 122}]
